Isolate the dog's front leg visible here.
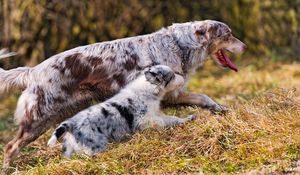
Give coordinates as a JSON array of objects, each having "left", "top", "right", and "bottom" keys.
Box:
[{"left": 163, "top": 91, "right": 228, "bottom": 113}]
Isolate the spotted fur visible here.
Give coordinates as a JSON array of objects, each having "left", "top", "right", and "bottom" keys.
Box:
[{"left": 1, "top": 20, "right": 246, "bottom": 168}]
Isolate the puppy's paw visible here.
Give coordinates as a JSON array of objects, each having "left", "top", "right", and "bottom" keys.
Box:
[{"left": 185, "top": 114, "right": 196, "bottom": 121}]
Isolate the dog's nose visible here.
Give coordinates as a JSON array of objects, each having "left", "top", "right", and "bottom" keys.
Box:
[{"left": 242, "top": 44, "right": 247, "bottom": 51}]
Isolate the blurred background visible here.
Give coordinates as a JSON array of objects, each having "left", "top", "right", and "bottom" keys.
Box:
[
  {"left": 1, "top": 0, "right": 300, "bottom": 141},
  {"left": 0, "top": 1, "right": 300, "bottom": 172},
  {"left": 0, "top": 0, "right": 299, "bottom": 69}
]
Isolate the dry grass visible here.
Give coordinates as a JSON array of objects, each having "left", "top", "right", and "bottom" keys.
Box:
[{"left": 0, "top": 59, "right": 300, "bottom": 174}]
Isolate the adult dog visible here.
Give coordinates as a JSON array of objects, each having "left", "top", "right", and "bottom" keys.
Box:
[{"left": 1, "top": 20, "right": 246, "bottom": 168}]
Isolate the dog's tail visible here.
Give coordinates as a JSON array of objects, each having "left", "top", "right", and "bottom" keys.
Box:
[
  {"left": 48, "top": 121, "right": 73, "bottom": 147},
  {"left": 0, "top": 67, "right": 32, "bottom": 93},
  {"left": 0, "top": 49, "right": 31, "bottom": 93},
  {"left": 0, "top": 48, "right": 17, "bottom": 59}
]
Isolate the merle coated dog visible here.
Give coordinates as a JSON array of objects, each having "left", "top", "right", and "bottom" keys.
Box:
[{"left": 0, "top": 20, "right": 246, "bottom": 168}]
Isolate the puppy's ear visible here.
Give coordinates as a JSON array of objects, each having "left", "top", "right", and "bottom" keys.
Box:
[
  {"left": 144, "top": 69, "right": 154, "bottom": 82},
  {"left": 145, "top": 69, "right": 163, "bottom": 85}
]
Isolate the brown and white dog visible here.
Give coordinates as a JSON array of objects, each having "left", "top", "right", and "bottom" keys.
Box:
[{"left": 0, "top": 20, "right": 246, "bottom": 168}]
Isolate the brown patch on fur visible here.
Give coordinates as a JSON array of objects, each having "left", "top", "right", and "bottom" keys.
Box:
[
  {"left": 195, "top": 26, "right": 206, "bottom": 36},
  {"left": 5, "top": 143, "right": 13, "bottom": 151},
  {"left": 87, "top": 56, "right": 103, "bottom": 68},
  {"left": 22, "top": 107, "right": 34, "bottom": 126},
  {"left": 51, "top": 64, "right": 65, "bottom": 74},
  {"left": 53, "top": 96, "right": 65, "bottom": 103},
  {"left": 64, "top": 53, "right": 92, "bottom": 80},
  {"left": 60, "top": 84, "right": 72, "bottom": 95},
  {"left": 21, "top": 103, "right": 33, "bottom": 125},
  {"left": 107, "top": 56, "right": 116, "bottom": 62},
  {"left": 57, "top": 53, "right": 93, "bottom": 95},
  {"left": 124, "top": 59, "right": 136, "bottom": 71},
  {"left": 79, "top": 67, "right": 116, "bottom": 98},
  {"left": 20, "top": 86, "right": 46, "bottom": 125},
  {"left": 36, "top": 87, "right": 46, "bottom": 117},
  {"left": 113, "top": 73, "right": 126, "bottom": 87},
  {"left": 124, "top": 54, "right": 140, "bottom": 71}
]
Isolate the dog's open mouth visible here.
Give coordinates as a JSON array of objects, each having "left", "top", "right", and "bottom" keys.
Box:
[{"left": 215, "top": 49, "right": 238, "bottom": 72}]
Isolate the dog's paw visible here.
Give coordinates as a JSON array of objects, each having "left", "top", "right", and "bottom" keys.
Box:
[
  {"left": 185, "top": 114, "right": 196, "bottom": 121},
  {"left": 209, "top": 104, "right": 230, "bottom": 114},
  {"left": 175, "top": 115, "right": 196, "bottom": 127}
]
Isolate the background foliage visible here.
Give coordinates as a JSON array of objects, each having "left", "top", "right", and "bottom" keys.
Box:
[{"left": 0, "top": 0, "right": 299, "bottom": 69}]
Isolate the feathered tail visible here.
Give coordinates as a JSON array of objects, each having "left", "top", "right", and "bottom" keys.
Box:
[
  {"left": 0, "top": 48, "right": 31, "bottom": 93},
  {"left": 0, "top": 48, "right": 17, "bottom": 59},
  {"left": 0, "top": 67, "right": 31, "bottom": 93}
]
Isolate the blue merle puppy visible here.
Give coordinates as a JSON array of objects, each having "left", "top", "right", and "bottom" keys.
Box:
[{"left": 47, "top": 65, "right": 195, "bottom": 157}]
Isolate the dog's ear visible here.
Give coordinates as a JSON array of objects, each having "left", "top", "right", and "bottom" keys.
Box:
[
  {"left": 208, "top": 23, "right": 222, "bottom": 39},
  {"left": 194, "top": 26, "right": 209, "bottom": 45},
  {"left": 207, "top": 22, "right": 230, "bottom": 39},
  {"left": 144, "top": 69, "right": 163, "bottom": 85},
  {"left": 195, "top": 26, "right": 207, "bottom": 36}
]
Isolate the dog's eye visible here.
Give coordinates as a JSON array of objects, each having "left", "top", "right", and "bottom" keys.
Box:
[
  {"left": 155, "top": 77, "right": 160, "bottom": 82},
  {"left": 195, "top": 29, "right": 205, "bottom": 36}
]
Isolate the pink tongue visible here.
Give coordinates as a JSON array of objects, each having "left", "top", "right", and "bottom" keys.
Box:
[{"left": 221, "top": 50, "right": 238, "bottom": 72}]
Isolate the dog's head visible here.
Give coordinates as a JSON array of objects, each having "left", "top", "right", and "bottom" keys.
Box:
[
  {"left": 193, "top": 20, "right": 246, "bottom": 72},
  {"left": 171, "top": 20, "right": 246, "bottom": 72},
  {"left": 144, "top": 65, "right": 176, "bottom": 91}
]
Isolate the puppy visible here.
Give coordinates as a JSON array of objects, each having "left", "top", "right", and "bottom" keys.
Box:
[{"left": 47, "top": 65, "right": 195, "bottom": 157}]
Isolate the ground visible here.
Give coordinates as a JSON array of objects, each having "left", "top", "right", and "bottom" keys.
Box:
[{"left": 0, "top": 58, "right": 299, "bottom": 174}]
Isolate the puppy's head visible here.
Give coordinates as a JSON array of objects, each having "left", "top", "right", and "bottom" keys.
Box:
[
  {"left": 144, "top": 65, "right": 175, "bottom": 90},
  {"left": 192, "top": 20, "right": 246, "bottom": 72}
]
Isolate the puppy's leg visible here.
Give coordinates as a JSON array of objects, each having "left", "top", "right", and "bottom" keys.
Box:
[
  {"left": 139, "top": 115, "right": 196, "bottom": 130},
  {"left": 62, "top": 134, "right": 75, "bottom": 158},
  {"left": 62, "top": 144, "right": 74, "bottom": 158},
  {"left": 164, "top": 91, "right": 228, "bottom": 113},
  {"left": 159, "top": 114, "right": 196, "bottom": 127}
]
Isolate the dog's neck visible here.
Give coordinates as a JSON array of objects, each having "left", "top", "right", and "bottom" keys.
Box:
[
  {"left": 180, "top": 47, "right": 209, "bottom": 74},
  {"left": 168, "top": 25, "right": 210, "bottom": 74}
]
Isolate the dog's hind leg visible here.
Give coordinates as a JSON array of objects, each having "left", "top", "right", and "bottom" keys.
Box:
[
  {"left": 2, "top": 87, "right": 95, "bottom": 169},
  {"left": 3, "top": 88, "right": 71, "bottom": 169},
  {"left": 2, "top": 120, "right": 52, "bottom": 169}
]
